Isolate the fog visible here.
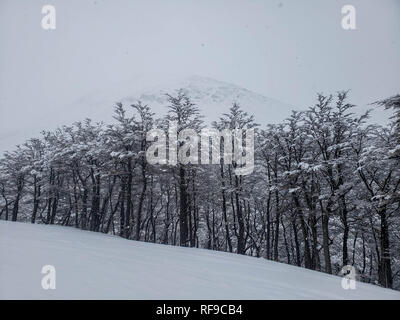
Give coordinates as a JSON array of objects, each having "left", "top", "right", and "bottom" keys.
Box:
[{"left": 0, "top": 0, "right": 399, "bottom": 153}]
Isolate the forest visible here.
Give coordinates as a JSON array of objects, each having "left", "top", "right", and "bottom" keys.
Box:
[{"left": 1, "top": 91, "right": 399, "bottom": 290}]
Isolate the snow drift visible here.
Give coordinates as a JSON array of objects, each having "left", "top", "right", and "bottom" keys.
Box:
[{"left": 0, "top": 220, "right": 399, "bottom": 300}]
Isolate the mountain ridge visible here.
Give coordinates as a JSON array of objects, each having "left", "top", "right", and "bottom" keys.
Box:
[{"left": 68, "top": 75, "right": 296, "bottom": 125}]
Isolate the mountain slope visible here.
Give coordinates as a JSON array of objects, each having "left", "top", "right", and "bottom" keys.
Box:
[
  {"left": 0, "top": 221, "right": 399, "bottom": 299},
  {"left": 68, "top": 75, "right": 295, "bottom": 125},
  {"left": 0, "top": 75, "right": 295, "bottom": 154}
]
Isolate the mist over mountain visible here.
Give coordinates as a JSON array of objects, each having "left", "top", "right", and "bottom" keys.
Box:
[
  {"left": 0, "top": 74, "right": 392, "bottom": 155},
  {"left": 70, "top": 75, "right": 296, "bottom": 124},
  {"left": 0, "top": 75, "right": 295, "bottom": 153}
]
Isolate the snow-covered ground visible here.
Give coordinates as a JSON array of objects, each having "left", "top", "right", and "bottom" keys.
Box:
[{"left": 0, "top": 220, "right": 399, "bottom": 300}]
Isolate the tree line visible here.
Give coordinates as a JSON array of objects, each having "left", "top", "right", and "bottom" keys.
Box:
[{"left": 1, "top": 91, "right": 399, "bottom": 290}]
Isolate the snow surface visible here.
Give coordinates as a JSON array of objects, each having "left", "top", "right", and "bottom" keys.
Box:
[{"left": 1, "top": 220, "right": 399, "bottom": 300}]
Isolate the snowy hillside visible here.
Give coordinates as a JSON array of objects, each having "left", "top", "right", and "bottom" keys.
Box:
[{"left": 0, "top": 221, "right": 399, "bottom": 300}]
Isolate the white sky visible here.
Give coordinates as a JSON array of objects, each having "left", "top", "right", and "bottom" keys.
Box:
[{"left": 0, "top": 0, "right": 399, "bottom": 152}]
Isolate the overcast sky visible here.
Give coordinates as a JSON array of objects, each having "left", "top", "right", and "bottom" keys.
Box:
[{"left": 0, "top": 0, "right": 399, "bottom": 152}]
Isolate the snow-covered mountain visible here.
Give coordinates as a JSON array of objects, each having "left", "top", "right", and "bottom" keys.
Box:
[
  {"left": 0, "top": 75, "right": 295, "bottom": 154},
  {"left": 1, "top": 220, "right": 399, "bottom": 299},
  {"left": 1, "top": 74, "right": 389, "bottom": 155},
  {"left": 68, "top": 75, "right": 296, "bottom": 126}
]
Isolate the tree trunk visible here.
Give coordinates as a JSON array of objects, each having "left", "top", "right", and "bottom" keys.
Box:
[
  {"left": 321, "top": 200, "right": 332, "bottom": 274},
  {"left": 179, "top": 166, "right": 189, "bottom": 246},
  {"left": 378, "top": 208, "right": 393, "bottom": 288}
]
